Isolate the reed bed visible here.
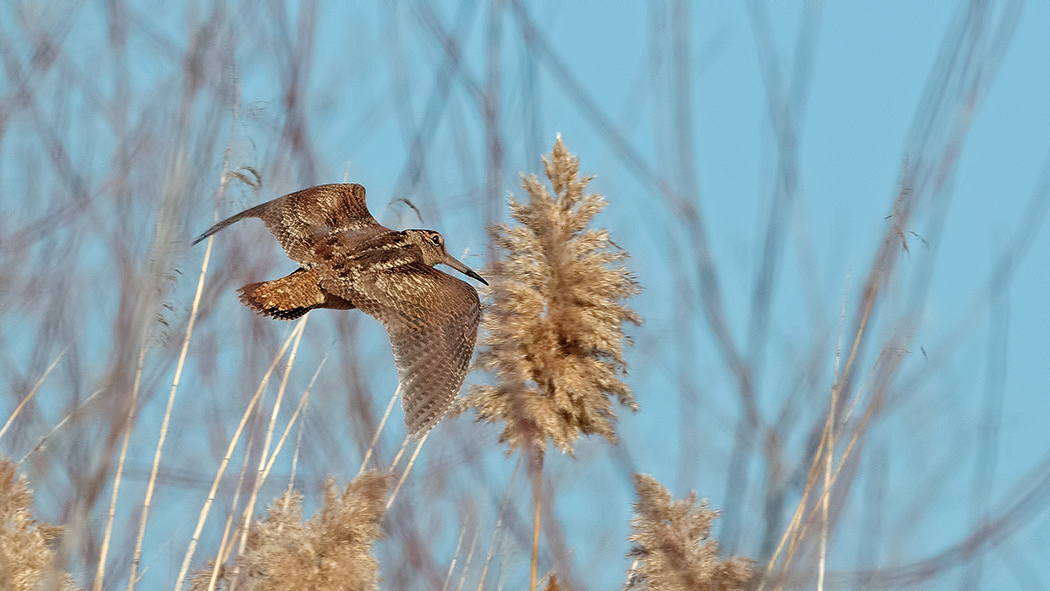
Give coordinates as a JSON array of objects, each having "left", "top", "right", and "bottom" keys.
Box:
[{"left": 1, "top": 2, "right": 1048, "bottom": 590}]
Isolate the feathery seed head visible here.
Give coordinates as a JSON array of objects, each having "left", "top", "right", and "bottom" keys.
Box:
[
  {"left": 192, "top": 471, "right": 392, "bottom": 591},
  {"left": 626, "top": 474, "right": 754, "bottom": 591},
  {"left": 455, "top": 135, "right": 641, "bottom": 455},
  {"left": 0, "top": 457, "right": 76, "bottom": 591}
]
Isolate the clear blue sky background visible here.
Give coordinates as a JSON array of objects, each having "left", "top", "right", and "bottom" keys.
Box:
[{"left": 3, "top": 2, "right": 1050, "bottom": 589}]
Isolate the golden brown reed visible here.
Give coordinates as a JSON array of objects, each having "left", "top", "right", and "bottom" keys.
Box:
[
  {"left": 541, "top": 573, "right": 561, "bottom": 591},
  {"left": 191, "top": 471, "right": 392, "bottom": 591},
  {"left": 0, "top": 457, "right": 77, "bottom": 591},
  {"left": 627, "top": 474, "right": 753, "bottom": 591},
  {"left": 455, "top": 135, "right": 641, "bottom": 455}
]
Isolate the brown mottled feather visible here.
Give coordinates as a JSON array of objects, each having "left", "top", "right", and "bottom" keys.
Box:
[
  {"left": 193, "top": 184, "right": 388, "bottom": 266},
  {"left": 239, "top": 267, "right": 355, "bottom": 320},
  {"left": 321, "top": 235, "right": 481, "bottom": 437},
  {"left": 195, "top": 183, "right": 482, "bottom": 437}
]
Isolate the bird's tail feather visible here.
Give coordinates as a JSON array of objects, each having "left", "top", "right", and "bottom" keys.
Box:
[{"left": 237, "top": 269, "right": 326, "bottom": 320}]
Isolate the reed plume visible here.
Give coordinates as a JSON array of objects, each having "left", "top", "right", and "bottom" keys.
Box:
[
  {"left": 456, "top": 135, "right": 640, "bottom": 590},
  {"left": 192, "top": 471, "right": 391, "bottom": 591},
  {"left": 455, "top": 134, "right": 641, "bottom": 455},
  {"left": 626, "top": 474, "right": 754, "bottom": 591},
  {"left": 0, "top": 457, "right": 77, "bottom": 591}
]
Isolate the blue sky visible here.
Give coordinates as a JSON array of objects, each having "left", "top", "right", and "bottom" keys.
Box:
[{"left": 2, "top": 1, "right": 1050, "bottom": 589}]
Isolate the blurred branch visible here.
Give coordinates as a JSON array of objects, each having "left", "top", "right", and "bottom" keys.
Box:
[
  {"left": 507, "top": 0, "right": 759, "bottom": 433},
  {"left": 826, "top": 446, "right": 1050, "bottom": 588}
]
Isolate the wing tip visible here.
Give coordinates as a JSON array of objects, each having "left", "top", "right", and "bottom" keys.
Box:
[
  {"left": 405, "top": 402, "right": 437, "bottom": 439},
  {"left": 407, "top": 425, "right": 430, "bottom": 441},
  {"left": 191, "top": 205, "right": 263, "bottom": 247},
  {"left": 406, "top": 414, "right": 440, "bottom": 440},
  {"left": 402, "top": 387, "right": 461, "bottom": 440},
  {"left": 190, "top": 230, "right": 211, "bottom": 246}
]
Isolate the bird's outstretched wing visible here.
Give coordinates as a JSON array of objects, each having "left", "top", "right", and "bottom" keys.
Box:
[
  {"left": 324, "top": 255, "right": 481, "bottom": 438},
  {"left": 193, "top": 184, "right": 388, "bottom": 267}
]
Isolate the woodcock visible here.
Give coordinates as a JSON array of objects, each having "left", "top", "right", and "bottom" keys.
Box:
[{"left": 193, "top": 183, "right": 487, "bottom": 437}]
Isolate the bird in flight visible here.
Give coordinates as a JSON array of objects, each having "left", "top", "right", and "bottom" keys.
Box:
[{"left": 193, "top": 183, "right": 487, "bottom": 437}]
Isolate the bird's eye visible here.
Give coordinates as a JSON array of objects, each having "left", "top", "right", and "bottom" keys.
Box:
[{"left": 430, "top": 234, "right": 442, "bottom": 246}]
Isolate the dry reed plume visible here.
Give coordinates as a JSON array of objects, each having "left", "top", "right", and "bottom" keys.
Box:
[
  {"left": 456, "top": 134, "right": 641, "bottom": 455},
  {"left": 2, "top": 3, "right": 1038, "bottom": 587},
  {"left": 455, "top": 134, "right": 641, "bottom": 590},
  {"left": 627, "top": 474, "right": 753, "bottom": 591},
  {"left": 0, "top": 457, "right": 77, "bottom": 591},
  {"left": 191, "top": 471, "right": 391, "bottom": 591}
]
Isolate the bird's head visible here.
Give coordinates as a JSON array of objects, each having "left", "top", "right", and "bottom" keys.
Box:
[{"left": 404, "top": 229, "right": 488, "bottom": 285}]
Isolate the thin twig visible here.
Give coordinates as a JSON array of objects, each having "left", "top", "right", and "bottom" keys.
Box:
[
  {"left": 20, "top": 387, "right": 105, "bottom": 465},
  {"left": 261, "top": 354, "right": 327, "bottom": 482},
  {"left": 357, "top": 386, "right": 400, "bottom": 477},
  {"left": 476, "top": 455, "right": 521, "bottom": 591},
  {"left": 173, "top": 319, "right": 307, "bottom": 591},
  {"left": 386, "top": 430, "right": 429, "bottom": 510},
  {"left": 529, "top": 448, "right": 544, "bottom": 591},
  {"left": 441, "top": 526, "right": 467, "bottom": 591},
  {"left": 231, "top": 312, "right": 310, "bottom": 585},
  {"left": 389, "top": 432, "right": 412, "bottom": 475},
  {"left": 131, "top": 85, "right": 242, "bottom": 591},
  {"left": 130, "top": 233, "right": 216, "bottom": 591},
  {"left": 0, "top": 345, "right": 68, "bottom": 442},
  {"left": 207, "top": 407, "right": 261, "bottom": 591},
  {"left": 455, "top": 519, "right": 482, "bottom": 591},
  {"left": 95, "top": 346, "right": 146, "bottom": 591},
  {"left": 817, "top": 277, "right": 849, "bottom": 591}
]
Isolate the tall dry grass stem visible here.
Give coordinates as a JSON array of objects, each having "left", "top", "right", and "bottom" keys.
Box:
[
  {"left": 760, "top": 431, "right": 827, "bottom": 591},
  {"left": 385, "top": 431, "right": 429, "bottom": 511},
  {"left": 261, "top": 355, "right": 326, "bottom": 482},
  {"left": 761, "top": 270, "right": 878, "bottom": 591},
  {"left": 388, "top": 434, "right": 412, "bottom": 475},
  {"left": 357, "top": 386, "right": 400, "bottom": 477},
  {"left": 0, "top": 346, "right": 67, "bottom": 442},
  {"left": 174, "top": 317, "right": 308, "bottom": 591},
  {"left": 454, "top": 519, "right": 482, "bottom": 591},
  {"left": 19, "top": 387, "right": 105, "bottom": 465},
  {"left": 764, "top": 361, "right": 880, "bottom": 591},
  {"left": 817, "top": 278, "right": 849, "bottom": 591},
  {"left": 529, "top": 449, "right": 543, "bottom": 591},
  {"left": 285, "top": 395, "right": 308, "bottom": 510},
  {"left": 475, "top": 455, "right": 521, "bottom": 591},
  {"left": 131, "top": 95, "right": 242, "bottom": 590},
  {"left": 441, "top": 525, "right": 467, "bottom": 591},
  {"left": 206, "top": 408, "right": 260, "bottom": 591},
  {"left": 130, "top": 233, "right": 216, "bottom": 591},
  {"left": 457, "top": 135, "right": 640, "bottom": 591},
  {"left": 229, "top": 311, "right": 310, "bottom": 588},
  {"left": 95, "top": 346, "right": 146, "bottom": 591}
]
